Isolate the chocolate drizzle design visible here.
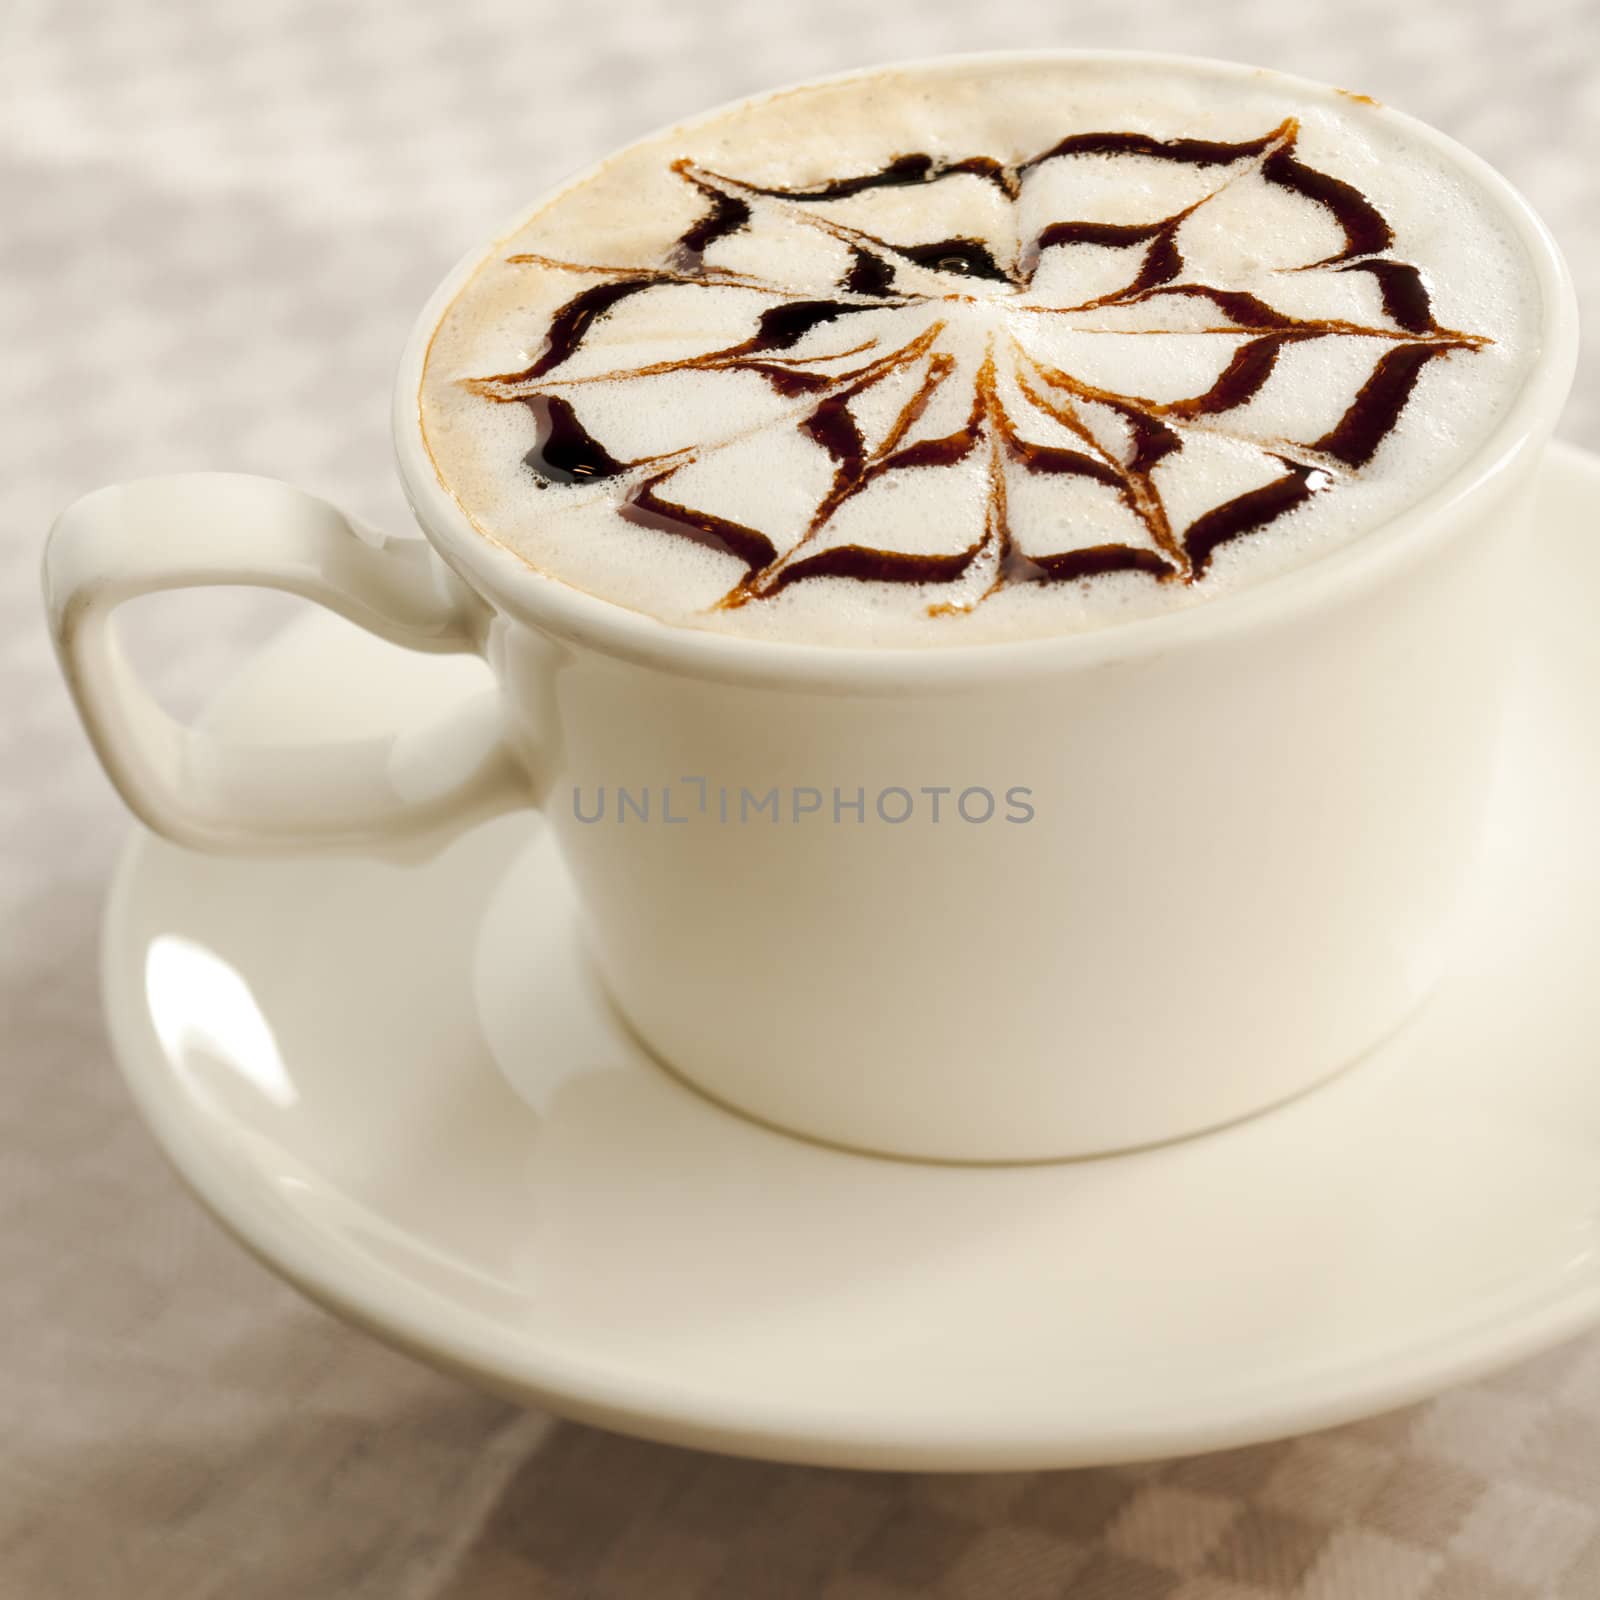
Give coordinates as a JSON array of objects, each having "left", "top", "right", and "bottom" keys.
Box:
[{"left": 468, "top": 119, "right": 1489, "bottom": 613}]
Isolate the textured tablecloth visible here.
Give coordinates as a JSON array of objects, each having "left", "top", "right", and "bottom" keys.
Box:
[{"left": 5, "top": 2, "right": 1600, "bottom": 1596}]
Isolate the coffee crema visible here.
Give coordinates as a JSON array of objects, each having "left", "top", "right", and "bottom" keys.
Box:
[{"left": 420, "top": 58, "right": 1537, "bottom": 645}]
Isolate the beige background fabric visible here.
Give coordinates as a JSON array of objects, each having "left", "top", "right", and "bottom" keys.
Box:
[{"left": 4, "top": 1, "right": 1600, "bottom": 1595}]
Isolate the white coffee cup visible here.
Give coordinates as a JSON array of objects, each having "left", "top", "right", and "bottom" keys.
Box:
[{"left": 44, "top": 54, "right": 1577, "bottom": 1161}]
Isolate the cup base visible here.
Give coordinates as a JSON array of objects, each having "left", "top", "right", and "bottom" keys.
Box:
[{"left": 592, "top": 968, "right": 1439, "bottom": 1166}]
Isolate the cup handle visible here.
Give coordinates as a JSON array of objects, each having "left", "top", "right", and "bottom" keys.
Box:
[{"left": 43, "top": 472, "right": 535, "bottom": 855}]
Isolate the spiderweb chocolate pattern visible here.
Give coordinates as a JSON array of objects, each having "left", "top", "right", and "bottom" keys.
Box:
[{"left": 468, "top": 119, "right": 1489, "bottom": 613}]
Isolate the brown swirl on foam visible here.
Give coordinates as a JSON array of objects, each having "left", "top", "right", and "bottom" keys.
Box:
[{"left": 467, "top": 120, "right": 1488, "bottom": 612}]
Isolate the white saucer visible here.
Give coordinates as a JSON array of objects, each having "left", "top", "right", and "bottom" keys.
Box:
[{"left": 102, "top": 442, "right": 1600, "bottom": 1472}]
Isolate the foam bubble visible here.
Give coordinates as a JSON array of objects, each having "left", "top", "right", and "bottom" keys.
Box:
[{"left": 420, "top": 58, "right": 1540, "bottom": 647}]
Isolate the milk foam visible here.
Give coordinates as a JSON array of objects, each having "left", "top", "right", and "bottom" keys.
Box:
[{"left": 419, "top": 58, "right": 1539, "bottom": 646}]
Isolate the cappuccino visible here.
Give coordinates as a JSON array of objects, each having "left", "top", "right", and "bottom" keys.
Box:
[{"left": 419, "top": 57, "right": 1538, "bottom": 645}]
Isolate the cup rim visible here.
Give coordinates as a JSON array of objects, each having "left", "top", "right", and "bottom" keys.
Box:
[{"left": 392, "top": 47, "right": 1578, "bottom": 690}]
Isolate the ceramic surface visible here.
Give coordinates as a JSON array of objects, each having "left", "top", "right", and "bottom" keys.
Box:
[{"left": 98, "top": 445, "right": 1600, "bottom": 1470}]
